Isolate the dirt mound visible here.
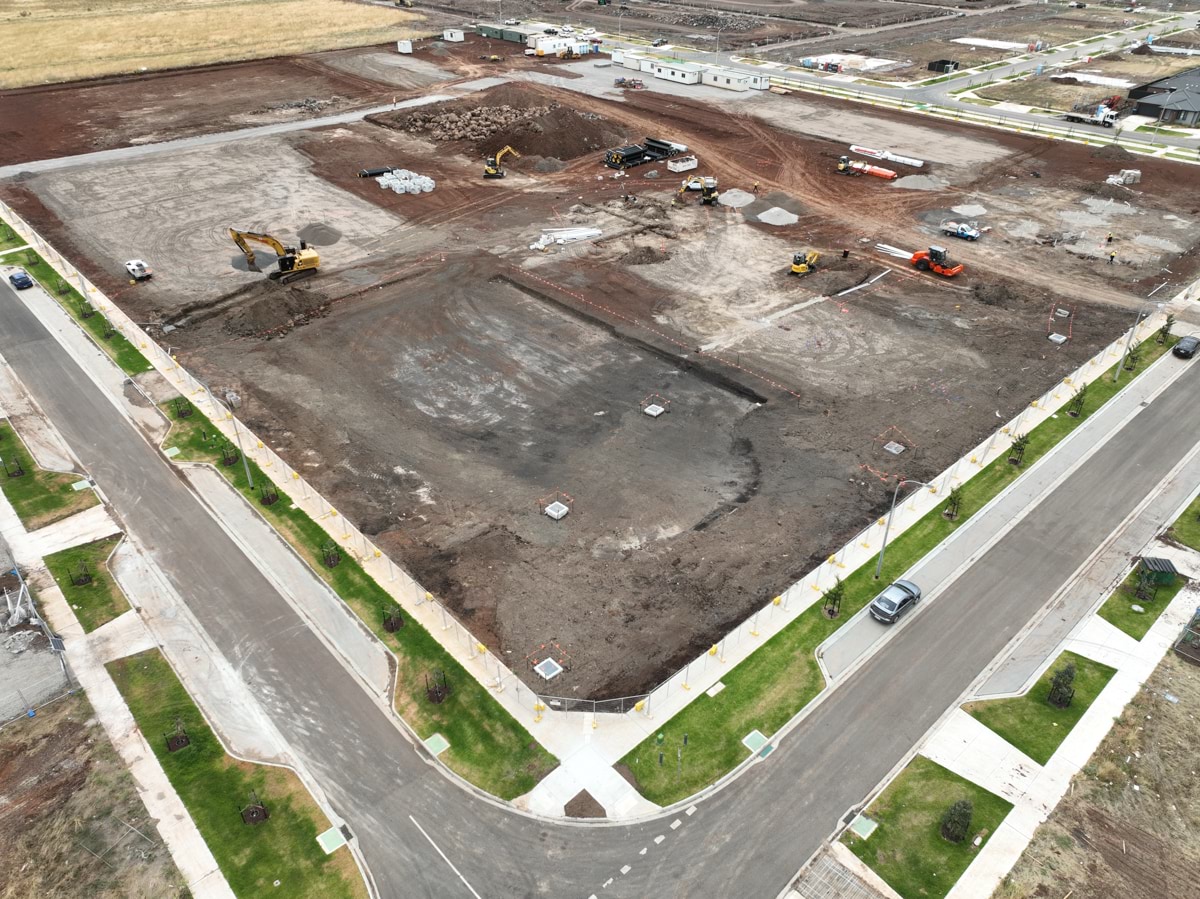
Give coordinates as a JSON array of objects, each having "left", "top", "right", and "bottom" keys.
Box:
[
  {"left": 620, "top": 245, "right": 671, "bottom": 265},
  {"left": 478, "top": 105, "right": 625, "bottom": 161},
  {"left": 1081, "top": 180, "right": 1133, "bottom": 201},
  {"left": 1092, "top": 143, "right": 1133, "bottom": 161},
  {"left": 973, "top": 281, "right": 1023, "bottom": 308},
  {"left": 374, "top": 83, "right": 625, "bottom": 161},
  {"left": 297, "top": 222, "right": 342, "bottom": 246},
  {"left": 531, "top": 156, "right": 566, "bottom": 173},
  {"left": 221, "top": 282, "right": 331, "bottom": 339}
]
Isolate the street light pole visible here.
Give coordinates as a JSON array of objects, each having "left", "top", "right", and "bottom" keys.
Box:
[
  {"left": 1115, "top": 302, "right": 1162, "bottom": 383},
  {"left": 874, "top": 479, "right": 933, "bottom": 580},
  {"left": 203, "top": 385, "right": 255, "bottom": 492}
]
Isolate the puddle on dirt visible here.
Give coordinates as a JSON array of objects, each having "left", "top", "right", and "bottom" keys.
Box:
[
  {"left": 893, "top": 174, "right": 949, "bottom": 191},
  {"left": 298, "top": 222, "right": 343, "bottom": 246}
]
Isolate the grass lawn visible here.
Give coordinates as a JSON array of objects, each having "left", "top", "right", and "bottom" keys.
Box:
[
  {"left": 0, "top": 0, "right": 421, "bottom": 88},
  {"left": 1097, "top": 566, "right": 1188, "bottom": 641},
  {"left": 621, "top": 338, "right": 1175, "bottom": 805},
  {"left": 108, "top": 649, "right": 365, "bottom": 899},
  {"left": 1166, "top": 490, "right": 1200, "bottom": 552},
  {"left": 0, "top": 222, "right": 25, "bottom": 252},
  {"left": 4, "top": 246, "right": 151, "bottom": 376},
  {"left": 44, "top": 535, "right": 128, "bottom": 632},
  {"left": 843, "top": 756, "right": 1013, "bottom": 899},
  {"left": 964, "top": 650, "right": 1116, "bottom": 766},
  {"left": 0, "top": 420, "right": 97, "bottom": 530},
  {"left": 161, "top": 400, "right": 556, "bottom": 799}
]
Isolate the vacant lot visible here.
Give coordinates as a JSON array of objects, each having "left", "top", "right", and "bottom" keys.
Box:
[
  {"left": 0, "top": 693, "right": 186, "bottom": 899},
  {"left": 5, "top": 63, "right": 1200, "bottom": 698},
  {"left": 0, "top": 0, "right": 421, "bottom": 88},
  {"left": 994, "top": 653, "right": 1200, "bottom": 899}
]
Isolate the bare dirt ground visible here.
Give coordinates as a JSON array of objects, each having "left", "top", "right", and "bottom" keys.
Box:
[
  {"left": 0, "top": 692, "right": 185, "bottom": 899},
  {"left": 0, "top": 48, "right": 431, "bottom": 166},
  {"left": 5, "top": 78, "right": 1200, "bottom": 698},
  {"left": 993, "top": 653, "right": 1200, "bottom": 899}
]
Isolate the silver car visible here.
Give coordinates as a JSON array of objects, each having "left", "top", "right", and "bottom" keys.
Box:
[{"left": 868, "top": 579, "right": 921, "bottom": 624}]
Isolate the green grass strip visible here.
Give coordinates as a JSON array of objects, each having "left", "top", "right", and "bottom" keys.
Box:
[
  {"left": 0, "top": 221, "right": 25, "bottom": 252},
  {"left": 0, "top": 420, "right": 98, "bottom": 530},
  {"left": 2, "top": 244, "right": 152, "bottom": 376},
  {"left": 843, "top": 756, "right": 1013, "bottom": 899},
  {"left": 44, "top": 535, "right": 127, "bottom": 632},
  {"left": 1097, "top": 566, "right": 1187, "bottom": 641},
  {"left": 108, "top": 649, "right": 365, "bottom": 899},
  {"left": 1167, "top": 490, "right": 1200, "bottom": 552},
  {"left": 964, "top": 650, "right": 1116, "bottom": 765},
  {"left": 621, "top": 336, "right": 1177, "bottom": 805},
  {"left": 160, "top": 400, "right": 557, "bottom": 799}
]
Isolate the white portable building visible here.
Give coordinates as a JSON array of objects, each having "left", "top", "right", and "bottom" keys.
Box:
[
  {"left": 702, "top": 67, "right": 753, "bottom": 92},
  {"left": 652, "top": 61, "right": 702, "bottom": 84},
  {"left": 443, "top": 28, "right": 465, "bottom": 42}
]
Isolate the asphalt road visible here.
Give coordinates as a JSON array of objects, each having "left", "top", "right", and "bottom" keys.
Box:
[{"left": 4, "top": 274, "right": 1199, "bottom": 899}]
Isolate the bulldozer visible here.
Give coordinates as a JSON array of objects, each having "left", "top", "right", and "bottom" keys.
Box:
[
  {"left": 678, "top": 175, "right": 719, "bottom": 205},
  {"left": 790, "top": 250, "right": 820, "bottom": 275},
  {"left": 484, "top": 145, "right": 520, "bottom": 179},
  {"left": 910, "top": 245, "right": 963, "bottom": 278},
  {"left": 229, "top": 228, "right": 320, "bottom": 283}
]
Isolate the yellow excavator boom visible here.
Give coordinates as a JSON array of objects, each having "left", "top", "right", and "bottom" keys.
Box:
[
  {"left": 484, "top": 145, "right": 521, "bottom": 178},
  {"left": 229, "top": 228, "right": 320, "bottom": 281}
]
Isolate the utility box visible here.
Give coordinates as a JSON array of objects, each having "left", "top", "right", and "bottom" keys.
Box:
[
  {"left": 443, "top": 28, "right": 465, "bottom": 42},
  {"left": 1139, "top": 557, "right": 1179, "bottom": 586},
  {"left": 397, "top": 40, "right": 413, "bottom": 54}
]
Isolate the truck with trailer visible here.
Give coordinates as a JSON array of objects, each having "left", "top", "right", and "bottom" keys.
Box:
[
  {"left": 604, "top": 137, "right": 689, "bottom": 169},
  {"left": 1063, "top": 105, "right": 1118, "bottom": 127}
]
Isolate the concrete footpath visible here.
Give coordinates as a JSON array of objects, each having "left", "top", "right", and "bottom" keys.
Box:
[
  {"left": 818, "top": 344, "right": 1195, "bottom": 686},
  {"left": 931, "top": 536, "right": 1200, "bottom": 898}
]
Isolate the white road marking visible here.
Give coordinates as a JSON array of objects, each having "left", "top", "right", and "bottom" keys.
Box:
[
  {"left": 639, "top": 847, "right": 647, "bottom": 855},
  {"left": 408, "top": 815, "right": 482, "bottom": 899},
  {"left": 654, "top": 835, "right": 665, "bottom": 844},
  {"left": 603, "top": 877, "right": 613, "bottom": 888},
  {"left": 670, "top": 819, "right": 682, "bottom": 830},
  {"left": 685, "top": 805, "right": 697, "bottom": 816},
  {"left": 621, "top": 865, "right": 632, "bottom": 875}
]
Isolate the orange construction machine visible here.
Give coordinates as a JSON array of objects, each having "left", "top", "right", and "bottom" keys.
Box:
[{"left": 910, "top": 246, "right": 963, "bottom": 278}]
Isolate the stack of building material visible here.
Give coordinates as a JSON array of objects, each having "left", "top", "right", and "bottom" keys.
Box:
[
  {"left": 376, "top": 169, "right": 436, "bottom": 194},
  {"left": 529, "top": 227, "right": 603, "bottom": 252}
]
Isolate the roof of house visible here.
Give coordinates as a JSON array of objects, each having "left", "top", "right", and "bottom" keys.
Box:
[
  {"left": 1140, "top": 65, "right": 1200, "bottom": 92},
  {"left": 1136, "top": 86, "right": 1200, "bottom": 113}
]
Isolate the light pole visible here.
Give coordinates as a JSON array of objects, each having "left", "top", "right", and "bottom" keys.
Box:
[
  {"left": 197, "top": 379, "right": 256, "bottom": 492},
  {"left": 1115, "top": 301, "right": 1162, "bottom": 383},
  {"left": 874, "top": 479, "right": 934, "bottom": 580}
]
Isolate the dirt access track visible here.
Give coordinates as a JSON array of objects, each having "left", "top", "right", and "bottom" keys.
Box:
[{"left": 6, "top": 71, "right": 1200, "bottom": 699}]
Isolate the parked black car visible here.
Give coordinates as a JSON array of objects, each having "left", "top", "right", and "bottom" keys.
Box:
[{"left": 1173, "top": 336, "right": 1199, "bottom": 359}]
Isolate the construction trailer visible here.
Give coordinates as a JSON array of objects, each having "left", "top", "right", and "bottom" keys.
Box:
[
  {"left": 443, "top": 28, "right": 465, "bottom": 42},
  {"left": 652, "top": 61, "right": 702, "bottom": 84},
  {"left": 702, "top": 66, "right": 754, "bottom": 92}
]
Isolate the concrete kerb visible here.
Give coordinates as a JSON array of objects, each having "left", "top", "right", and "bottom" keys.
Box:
[
  {"left": 0, "top": 200, "right": 1187, "bottom": 753},
  {"left": 815, "top": 426, "right": 1200, "bottom": 896}
]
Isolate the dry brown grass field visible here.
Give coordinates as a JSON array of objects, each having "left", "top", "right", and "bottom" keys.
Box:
[{"left": 0, "top": 0, "right": 423, "bottom": 88}]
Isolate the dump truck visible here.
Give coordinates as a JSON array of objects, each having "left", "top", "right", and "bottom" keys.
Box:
[
  {"left": 604, "top": 137, "right": 688, "bottom": 169},
  {"left": 1063, "top": 104, "right": 1118, "bottom": 127},
  {"left": 837, "top": 155, "right": 898, "bottom": 180},
  {"left": 911, "top": 246, "right": 963, "bottom": 278},
  {"left": 940, "top": 221, "right": 981, "bottom": 241}
]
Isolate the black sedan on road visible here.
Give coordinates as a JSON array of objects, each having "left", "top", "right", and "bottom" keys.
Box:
[
  {"left": 8, "top": 270, "right": 34, "bottom": 290},
  {"left": 868, "top": 579, "right": 922, "bottom": 624},
  {"left": 1173, "top": 336, "right": 1199, "bottom": 359}
]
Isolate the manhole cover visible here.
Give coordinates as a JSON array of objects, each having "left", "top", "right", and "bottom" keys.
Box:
[
  {"left": 534, "top": 658, "right": 564, "bottom": 680},
  {"left": 1048, "top": 333, "right": 1068, "bottom": 345},
  {"left": 883, "top": 441, "right": 906, "bottom": 455},
  {"left": 544, "top": 501, "right": 570, "bottom": 520}
]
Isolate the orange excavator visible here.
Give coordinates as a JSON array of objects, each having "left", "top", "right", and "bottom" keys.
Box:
[{"left": 910, "top": 245, "right": 963, "bottom": 278}]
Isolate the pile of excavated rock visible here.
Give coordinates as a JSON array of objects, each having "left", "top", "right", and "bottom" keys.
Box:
[{"left": 401, "top": 104, "right": 552, "bottom": 142}]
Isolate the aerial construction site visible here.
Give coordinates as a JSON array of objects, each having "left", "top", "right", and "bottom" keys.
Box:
[{"left": 4, "top": 25, "right": 1200, "bottom": 703}]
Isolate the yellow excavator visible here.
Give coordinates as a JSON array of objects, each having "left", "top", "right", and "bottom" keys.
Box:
[
  {"left": 678, "top": 175, "right": 719, "bottom": 206},
  {"left": 229, "top": 228, "right": 320, "bottom": 283},
  {"left": 484, "top": 145, "right": 520, "bottom": 179},
  {"left": 790, "top": 250, "right": 820, "bottom": 275}
]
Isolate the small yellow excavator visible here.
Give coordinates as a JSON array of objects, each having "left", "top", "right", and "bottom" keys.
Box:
[
  {"left": 678, "top": 175, "right": 719, "bottom": 206},
  {"left": 790, "top": 250, "right": 820, "bottom": 275},
  {"left": 229, "top": 228, "right": 320, "bottom": 283},
  {"left": 484, "top": 145, "right": 520, "bottom": 178}
]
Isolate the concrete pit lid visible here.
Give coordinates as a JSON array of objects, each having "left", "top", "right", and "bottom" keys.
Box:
[
  {"left": 544, "top": 501, "right": 570, "bottom": 520},
  {"left": 644, "top": 403, "right": 666, "bottom": 418},
  {"left": 534, "top": 658, "right": 564, "bottom": 680},
  {"left": 883, "top": 441, "right": 906, "bottom": 455}
]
